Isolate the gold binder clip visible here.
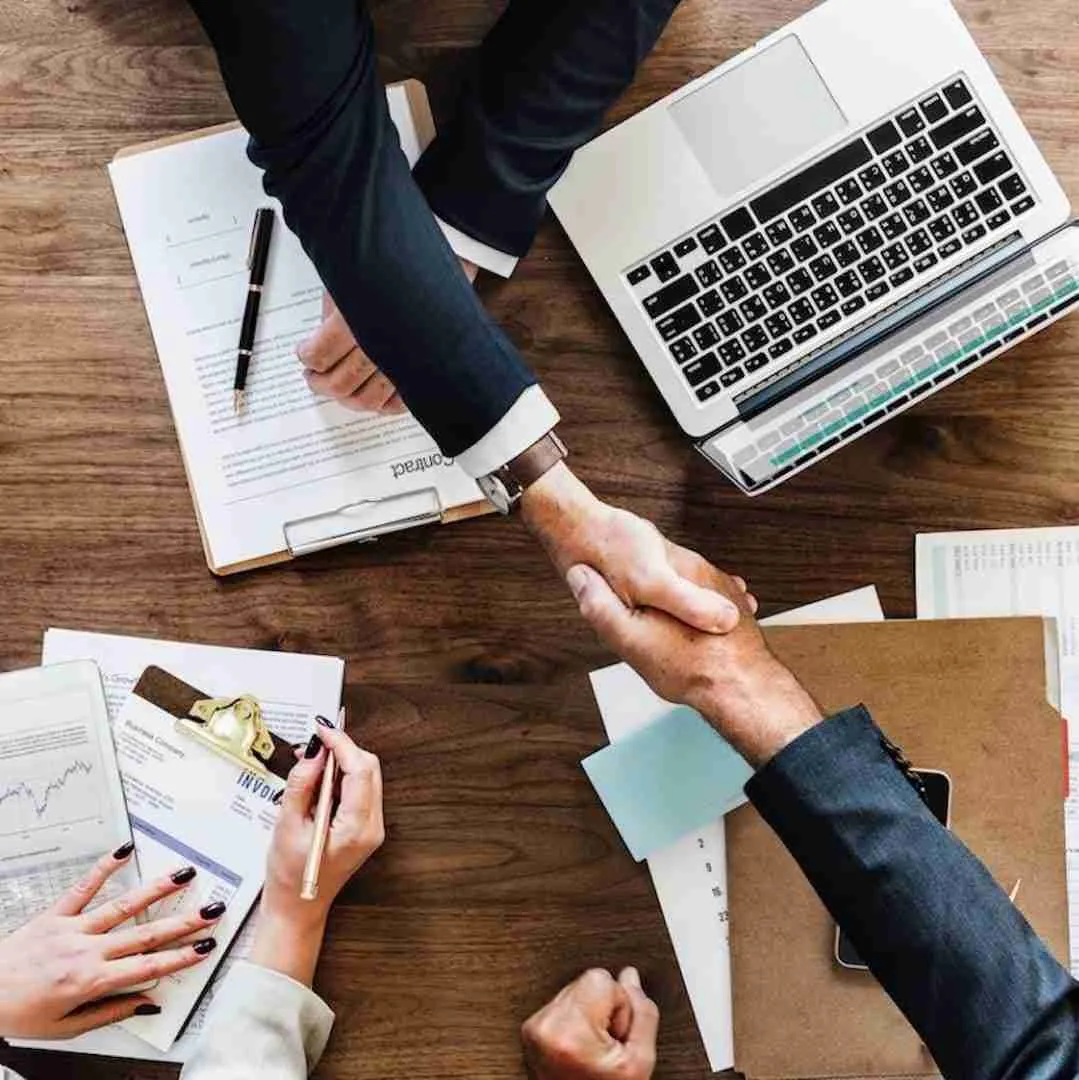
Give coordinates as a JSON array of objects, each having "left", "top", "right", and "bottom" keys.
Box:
[{"left": 179, "top": 695, "right": 275, "bottom": 778}]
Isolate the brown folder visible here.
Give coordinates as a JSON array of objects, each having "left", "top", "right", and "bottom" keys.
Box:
[{"left": 728, "top": 617, "right": 1068, "bottom": 1080}]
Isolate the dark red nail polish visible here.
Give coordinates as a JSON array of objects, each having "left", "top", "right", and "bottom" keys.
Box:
[
  {"left": 171, "top": 866, "right": 197, "bottom": 885},
  {"left": 200, "top": 900, "right": 226, "bottom": 920},
  {"left": 134, "top": 1003, "right": 161, "bottom": 1016},
  {"left": 193, "top": 938, "right": 217, "bottom": 956},
  {"left": 315, "top": 715, "right": 334, "bottom": 728},
  {"left": 113, "top": 840, "right": 135, "bottom": 860},
  {"left": 303, "top": 734, "right": 321, "bottom": 759}
]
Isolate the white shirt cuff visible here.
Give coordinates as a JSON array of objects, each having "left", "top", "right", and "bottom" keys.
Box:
[
  {"left": 436, "top": 216, "right": 520, "bottom": 279},
  {"left": 454, "top": 386, "right": 560, "bottom": 478}
]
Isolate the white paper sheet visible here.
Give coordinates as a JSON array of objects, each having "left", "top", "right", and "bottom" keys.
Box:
[
  {"left": 916, "top": 527, "right": 1079, "bottom": 972},
  {"left": 589, "top": 585, "right": 885, "bottom": 1071},
  {"left": 10, "top": 628, "right": 344, "bottom": 1062},
  {"left": 107, "top": 84, "right": 480, "bottom": 572}
]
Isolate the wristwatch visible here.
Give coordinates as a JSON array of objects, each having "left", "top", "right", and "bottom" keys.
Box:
[{"left": 476, "top": 431, "right": 568, "bottom": 514}]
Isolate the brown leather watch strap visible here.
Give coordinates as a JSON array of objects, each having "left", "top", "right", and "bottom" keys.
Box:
[{"left": 506, "top": 431, "right": 568, "bottom": 490}]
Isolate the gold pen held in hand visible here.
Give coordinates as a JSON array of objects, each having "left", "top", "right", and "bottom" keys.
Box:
[{"left": 300, "top": 708, "right": 342, "bottom": 901}]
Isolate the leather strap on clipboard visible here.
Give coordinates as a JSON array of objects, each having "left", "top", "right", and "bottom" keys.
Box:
[{"left": 133, "top": 666, "right": 295, "bottom": 780}]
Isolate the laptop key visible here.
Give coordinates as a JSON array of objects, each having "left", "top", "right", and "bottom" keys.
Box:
[
  {"left": 769, "top": 337, "right": 794, "bottom": 359},
  {"left": 999, "top": 173, "right": 1027, "bottom": 201},
  {"left": 720, "top": 277, "right": 749, "bottom": 303},
  {"left": 791, "top": 236, "right": 819, "bottom": 262},
  {"left": 627, "top": 264, "right": 651, "bottom": 285},
  {"left": 962, "top": 224, "right": 987, "bottom": 245},
  {"left": 1011, "top": 195, "right": 1036, "bottom": 217},
  {"left": 858, "top": 164, "right": 887, "bottom": 190},
  {"left": 914, "top": 252, "right": 939, "bottom": 273},
  {"left": 809, "top": 254, "right": 838, "bottom": 281},
  {"left": 939, "top": 238, "right": 962, "bottom": 258},
  {"left": 950, "top": 171, "right": 978, "bottom": 199},
  {"left": 953, "top": 201, "right": 979, "bottom": 229},
  {"left": 930, "top": 105, "right": 984, "bottom": 150},
  {"left": 975, "top": 188, "right": 1003, "bottom": 214},
  {"left": 908, "top": 136, "right": 934, "bottom": 164},
  {"left": 650, "top": 252, "right": 679, "bottom": 282},
  {"left": 745, "top": 262, "right": 771, "bottom": 290},
  {"left": 904, "top": 200, "right": 931, "bottom": 226},
  {"left": 974, "top": 151, "right": 1013, "bottom": 185},
  {"left": 698, "top": 224, "right": 726, "bottom": 253},
  {"left": 719, "top": 248, "right": 746, "bottom": 274},
  {"left": 643, "top": 274, "right": 699, "bottom": 318},
  {"left": 955, "top": 129, "right": 999, "bottom": 166},
  {"left": 880, "top": 213, "right": 907, "bottom": 241},
  {"left": 841, "top": 295, "right": 867, "bottom": 316},
  {"left": 986, "top": 209, "right": 1011, "bottom": 231},
  {"left": 743, "top": 232, "right": 769, "bottom": 260},
  {"left": 836, "top": 178, "right": 863, "bottom": 205},
  {"left": 793, "top": 324, "right": 818, "bottom": 345},
  {"left": 745, "top": 353, "right": 769, "bottom": 373},
  {"left": 790, "top": 298, "right": 816, "bottom": 324},
  {"left": 787, "top": 268, "right": 814, "bottom": 295},
  {"left": 721, "top": 207, "right": 756, "bottom": 241},
  {"left": 695, "top": 381, "right": 721, "bottom": 402},
  {"left": 867, "top": 120, "right": 902, "bottom": 154},
  {"left": 890, "top": 267, "right": 915, "bottom": 288},
  {"left": 812, "top": 191, "right": 841, "bottom": 218},
  {"left": 906, "top": 228, "right": 932, "bottom": 256},
  {"left": 858, "top": 256, "right": 886, "bottom": 283},
  {"left": 717, "top": 311, "right": 744, "bottom": 336},
  {"left": 920, "top": 93, "right": 948, "bottom": 124},
  {"left": 764, "top": 282, "right": 792, "bottom": 310},
  {"left": 942, "top": 79, "right": 973, "bottom": 109},
  {"left": 718, "top": 340, "right": 746, "bottom": 367},
  {"left": 817, "top": 310, "right": 842, "bottom": 331},
  {"left": 813, "top": 220, "right": 842, "bottom": 248},
  {"left": 698, "top": 289, "right": 723, "bottom": 316},
  {"left": 767, "top": 249, "right": 796, "bottom": 276},
  {"left": 897, "top": 108, "right": 925, "bottom": 138},
  {"left": 835, "top": 271, "right": 861, "bottom": 298},
  {"left": 882, "top": 243, "right": 909, "bottom": 270},
  {"left": 657, "top": 302, "right": 702, "bottom": 340},
  {"left": 674, "top": 237, "right": 698, "bottom": 258},
  {"left": 669, "top": 336, "right": 698, "bottom": 363},
  {"left": 883, "top": 150, "right": 910, "bottom": 178},
  {"left": 909, "top": 166, "right": 935, "bottom": 193},
  {"left": 931, "top": 152, "right": 959, "bottom": 179},
  {"left": 765, "top": 311, "right": 793, "bottom": 337},
  {"left": 742, "top": 325, "right": 769, "bottom": 353},
  {"left": 834, "top": 241, "right": 860, "bottom": 268},
  {"left": 739, "top": 295, "right": 768, "bottom": 324},
  {"left": 684, "top": 351, "right": 722, "bottom": 386},
  {"left": 883, "top": 180, "right": 912, "bottom": 207},
  {"left": 766, "top": 220, "right": 794, "bottom": 245},
  {"left": 929, "top": 215, "right": 957, "bottom": 241},
  {"left": 863, "top": 193, "right": 890, "bottom": 219},
  {"left": 927, "top": 186, "right": 955, "bottom": 213},
  {"left": 811, "top": 284, "right": 839, "bottom": 311},
  {"left": 790, "top": 206, "right": 816, "bottom": 233},
  {"left": 857, "top": 226, "right": 885, "bottom": 254},
  {"left": 866, "top": 281, "right": 890, "bottom": 302},
  {"left": 719, "top": 366, "right": 745, "bottom": 387},
  {"left": 693, "top": 323, "right": 720, "bottom": 349}
]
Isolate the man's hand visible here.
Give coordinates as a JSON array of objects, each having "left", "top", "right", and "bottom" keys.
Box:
[
  {"left": 521, "top": 967, "right": 659, "bottom": 1080},
  {"left": 297, "top": 259, "right": 480, "bottom": 414},
  {"left": 565, "top": 558, "right": 823, "bottom": 767},
  {"left": 521, "top": 463, "right": 753, "bottom": 635}
]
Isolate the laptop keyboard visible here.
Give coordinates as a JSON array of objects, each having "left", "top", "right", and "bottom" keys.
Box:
[
  {"left": 729, "top": 257, "right": 1079, "bottom": 489},
  {"left": 625, "top": 77, "right": 1037, "bottom": 406}
]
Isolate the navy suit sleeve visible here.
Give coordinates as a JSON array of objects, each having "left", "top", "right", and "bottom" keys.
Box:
[
  {"left": 186, "top": 0, "right": 535, "bottom": 457},
  {"left": 746, "top": 707, "right": 1079, "bottom": 1080},
  {"left": 414, "top": 0, "right": 683, "bottom": 256}
]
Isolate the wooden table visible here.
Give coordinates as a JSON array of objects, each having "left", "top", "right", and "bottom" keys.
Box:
[{"left": 0, "top": 0, "right": 1076, "bottom": 1076}]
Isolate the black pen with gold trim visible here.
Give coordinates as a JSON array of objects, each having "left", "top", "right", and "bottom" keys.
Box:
[{"left": 233, "top": 206, "right": 275, "bottom": 415}]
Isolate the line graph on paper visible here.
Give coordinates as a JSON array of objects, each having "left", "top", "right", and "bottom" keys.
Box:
[{"left": 0, "top": 757, "right": 102, "bottom": 837}]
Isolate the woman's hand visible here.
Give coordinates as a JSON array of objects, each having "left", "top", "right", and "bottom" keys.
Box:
[
  {"left": 249, "top": 722, "right": 385, "bottom": 987},
  {"left": 0, "top": 845, "right": 223, "bottom": 1039}
]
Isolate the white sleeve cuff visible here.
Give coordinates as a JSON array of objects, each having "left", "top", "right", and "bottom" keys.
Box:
[
  {"left": 436, "top": 216, "right": 520, "bottom": 279},
  {"left": 454, "top": 386, "right": 560, "bottom": 478}
]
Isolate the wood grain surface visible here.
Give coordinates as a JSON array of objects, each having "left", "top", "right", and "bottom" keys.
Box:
[{"left": 0, "top": 0, "right": 1077, "bottom": 1077}]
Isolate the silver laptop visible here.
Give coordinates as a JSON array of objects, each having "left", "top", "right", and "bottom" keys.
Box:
[{"left": 549, "top": 0, "right": 1079, "bottom": 493}]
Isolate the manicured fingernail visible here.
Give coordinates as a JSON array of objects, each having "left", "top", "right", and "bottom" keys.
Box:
[
  {"left": 171, "top": 866, "right": 197, "bottom": 885},
  {"left": 193, "top": 938, "right": 217, "bottom": 956},
  {"left": 304, "top": 734, "right": 321, "bottom": 759},
  {"left": 134, "top": 1003, "right": 161, "bottom": 1016},
  {"left": 315, "top": 714, "right": 334, "bottom": 728},
  {"left": 200, "top": 901, "right": 226, "bottom": 920},
  {"left": 566, "top": 565, "right": 588, "bottom": 602},
  {"left": 113, "top": 840, "right": 135, "bottom": 860},
  {"left": 620, "top": 966, "right": 641, "bottom": 989}
]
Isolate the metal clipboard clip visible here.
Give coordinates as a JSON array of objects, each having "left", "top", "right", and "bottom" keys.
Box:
[
  {"left": 177, "top": 694, "right": 275, "bottom": 779},
  {"left": 282, "top": 485, "right": 445, "bottom": 557}
]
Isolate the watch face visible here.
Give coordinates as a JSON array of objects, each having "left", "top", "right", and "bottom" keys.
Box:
[{"left": 477, "top": 473, "right": 513, "bottom": 514}]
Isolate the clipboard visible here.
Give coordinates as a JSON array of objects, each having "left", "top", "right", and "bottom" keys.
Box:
[
  {"left": 110, "top": 80, "right": 492, "bottom": 576},
  {"left": 113, "top": 665, "right": 300, "bottom": 1051}
]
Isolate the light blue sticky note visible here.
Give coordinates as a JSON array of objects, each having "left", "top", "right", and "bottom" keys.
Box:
[{"left": 581, "top": 706, "right": 753, "bottom": 861}]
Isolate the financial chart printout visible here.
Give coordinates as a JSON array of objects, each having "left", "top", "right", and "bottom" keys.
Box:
[{"left": 0, "top": 663, "right": 138, "bottom": 933}]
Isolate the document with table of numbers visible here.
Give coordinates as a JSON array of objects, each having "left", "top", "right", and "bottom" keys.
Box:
[{"left": 107, "top": 81, "right": 484, "bottom": 575}]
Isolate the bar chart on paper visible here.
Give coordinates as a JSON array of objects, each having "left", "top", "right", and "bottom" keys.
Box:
[{"left": 0, "top": 672, "right": 138, "bottom": 934}]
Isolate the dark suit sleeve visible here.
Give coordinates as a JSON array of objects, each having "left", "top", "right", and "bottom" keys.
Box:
[
  {"left": 185, "top": 0, "right": 536, "bottom": 458},
  {"left": 746, "top": 707, "right": 1079, "bottom": 1080},
  {"left": 414, "top": 0, "right": 683, "bottom": 256}
]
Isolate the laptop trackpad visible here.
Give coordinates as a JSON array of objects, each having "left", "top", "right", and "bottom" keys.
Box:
[{"left": 669, "top": 35, "right": 847, "bottom": 199}]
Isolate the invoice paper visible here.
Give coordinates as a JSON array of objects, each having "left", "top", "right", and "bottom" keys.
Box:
[
  {"left": 9, "top": 627, "right": 344, "bottom": 1061},
  {"left": 107, "top": 84, "right": 481, "bottom": 572},
  {"left": 589, "top": 584, "right": 885, "bottom": 1071},
  {"left": 0, "top": 661, "right": 139, "bottom": 934},
  {"left": 916, "top": 527, "right": 1079, "bottom": 972}
]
